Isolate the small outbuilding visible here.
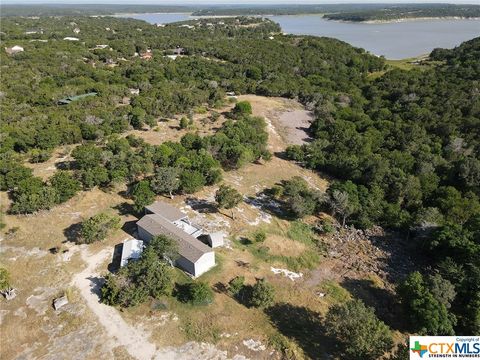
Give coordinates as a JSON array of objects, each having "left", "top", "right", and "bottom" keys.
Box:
[
  {"left": 120, "top": 239, "right": 144, "bottom": 267},
  {"left": 207, "top": 232, "right": 224, "bottom": 248}
]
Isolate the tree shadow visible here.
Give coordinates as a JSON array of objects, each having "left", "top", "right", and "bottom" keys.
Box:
[
  {"left": 121, "top": 220, "right": 138, "bottom": 238},
  {"left": 87, "top": 276, "right": 105, "bottom": 300},
  {"left": 366, "top": 230, "right": 419, "bottom": 285},
  {"left": 185, "top": 197, "right": 217, "bottom": 214},
  {"left": 238, "top": 237, "right": 253, "bottom": 245},
  {"left": 113, "top": 202, "right": 137, "bottom": 217},
  {"left": 55, "top": 160, "right": 74, "bottom": 170},
  {"left": 63, "top": 222, "right": 82, "bottom": 243},
  {"left": 341, "top": 277, "right": 406, "bottom": 331},
  {"left": 265, "top": 303, "right": 333, "bottom": 359},
  {"left": 244, "top": 191, "right": 292, "bottom": 220},
  {"left": 212, "top": 282, "right": 228, "bottom": 294}
]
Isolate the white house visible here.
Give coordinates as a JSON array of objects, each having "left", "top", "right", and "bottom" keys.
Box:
[
  {"left": 63, "top": 37, "right": 79, "bottom": 41},
  {"left": 137, "top": 202, "right": 215, "bottom": 277},
  {"left": 120, "top": 239, "right": 144, "bottom": 267}
]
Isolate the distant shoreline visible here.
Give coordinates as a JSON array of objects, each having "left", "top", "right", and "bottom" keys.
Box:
[{"left": 115, "top": 12, "right": 480, "bottom": 25}]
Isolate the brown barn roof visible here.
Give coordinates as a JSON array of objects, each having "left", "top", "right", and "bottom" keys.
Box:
[{"left": 137, "top": 214, "right": 212, "bottom": 263}]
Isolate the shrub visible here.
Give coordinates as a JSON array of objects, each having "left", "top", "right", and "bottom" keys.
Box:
[
  {"left": 250, "top": 278, "right": 275, "bottom": 308},
  {"left": 0, "top": 267, "right": 11, "bottom": 291},
  {"left": 252, "top": 229, "right": 266, "bottom": 243},
  {"left": 29, "top": 149, "right": 52, "bottom": 163},
  {"left": 80, "top": 212, "right": 121, "bottom": 244},
  {"left": 233, "top": 101, "right": 252, "bottom": 115},
  {"left": 181, "top": 282, "right": 214, "bottom": 306},
  {"left": 228, "top": 276, "right": 245, "bottom": 296},
  {"left": 325, "top": 299, "right": 393, "bottom": 360},
  {"left": 179, "top": 117, "right": 189, "bottom": 129}
]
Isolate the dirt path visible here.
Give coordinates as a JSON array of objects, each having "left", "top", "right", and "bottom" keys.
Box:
[{"left": 72, "top": 248, "right": 157, "bottom": 360}]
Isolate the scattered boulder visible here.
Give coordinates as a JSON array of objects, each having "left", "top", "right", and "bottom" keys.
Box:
[{"left": 1, "top": 288, "right": 17, "bottom": 300}]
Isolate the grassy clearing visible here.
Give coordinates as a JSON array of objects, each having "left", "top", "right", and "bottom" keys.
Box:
[{"left": 238, "top": 221, "right": 325, "bottom": 272}]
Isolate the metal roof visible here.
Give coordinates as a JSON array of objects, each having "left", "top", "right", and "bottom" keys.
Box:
[
  {"left": 137, "top": 214, "right": 212, "bottom": 263},
  {"left": 120, "top": 239, "right": 143, "bottom": 267},
  {"left": 145, "top": 201, "right": 187, "bottom": 222}
]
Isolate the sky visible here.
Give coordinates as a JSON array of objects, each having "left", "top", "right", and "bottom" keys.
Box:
[{"left": 4, "top": 0, "right": 480, "bottom": 4}]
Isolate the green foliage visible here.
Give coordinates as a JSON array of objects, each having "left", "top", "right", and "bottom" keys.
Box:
[
  {"left": 0, "top": 267, "right": 11, "bottom": 291},
  {"left": 250, "top": 278, "right": 275, "bottom": 308},
  {"left": 280, "top": 177, "right": 325, "bottom": 218},
  {"left": 49, "top": 171, "right": 81, "bottom": 203},
  {"left": 252, "top": 229, "right": 266, "bottom": 243},
  {"left": 29, "top": 149, "right": 52, "bottom": 163},
  {"left": 149, "top": 234, "right": 179, "bottom": 262},
  {"left": 131, "top": 180, "right": 155, "bottom": 213},
  {"left": 150, "top": 167, "right": 180, "bottom": 197},
  {"left": 398, "top": 271, "right": 456, "bottom": 335},
  {"left": 215, "top": 184, "right": 242, "bottom": 212},
  {"left": 233, "top": 101, "right": 252, "bottom": 115},
  {"left": 228, "top": 276, "right": 245, "bottom": 297},
  {"left": 325, "top": 299, "right": 393, "bottom": 360},
  {"left": 101, "top": 238, "right": 175, "bottom": 307},
  {"left": 80, "top": 212, "right": 121, "bottom": 244},
  {"left": 179, "top": 117, "right": 189, "bottom": 129},
  {"left": 179, "top": 282, "right": 214, "bottom": 306},
  {"left": 180, "top": 170, "right": 206, "bottom": 194}
]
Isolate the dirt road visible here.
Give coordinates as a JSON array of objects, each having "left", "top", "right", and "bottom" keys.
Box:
[{"left": 72, "top": 248, "right": 157, "bottom": 360}]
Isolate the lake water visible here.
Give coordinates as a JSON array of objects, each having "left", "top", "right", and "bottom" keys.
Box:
[{"left": 123, "top": 13, "right": 480, "bottom": 59}]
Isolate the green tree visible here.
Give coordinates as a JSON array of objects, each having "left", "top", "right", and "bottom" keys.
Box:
[
  {"left": 80, "top": 212, "right": 121, "bottom": 244},
  {"left": 250, "top": 278, "right": 275, "bottom": 308},
  {"left": 131, "top": 180, "right": 155, "bottom": 213},
  {"left": 148, "top": 235, "right": 179, "bottom": 262},
  {"left": 398, "top": 271, "right": 456, "bottom": 335},
  {"left": 180, "top": 170, "right": 206, "bottom": 194},
  {"left": 324, "top": 299, "right": 393, "bottom": 360},
  {"left": 180, "top": 282, "right": 214, "bottom": 305},
  {"left": 215, "top": 184, "right": 243, "bottom": 219},
  {"left": 150, "top": 167, "right": 180, "bottom": 198},
  {"left": 49, "top": 171, "right": 81, "bottom": 203}
]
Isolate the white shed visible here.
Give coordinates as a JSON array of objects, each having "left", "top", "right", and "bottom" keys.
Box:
[
  {"left": 120, "top": 239, "right": 144, "bottom": 267},
  {"left": 207, "top": 232, "right": 225, "bottom": 248}
]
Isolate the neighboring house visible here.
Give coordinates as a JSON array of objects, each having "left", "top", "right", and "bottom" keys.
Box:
[
  {"left": 120, "top": 239, "right": 144, "bottom": 267},
  {"left": 5, "top": 45, "right": 24, "bottom": 55},
  {"left": 129, "top": 88, "right": 140, "bottom": 96},
  {"left": 137, "top": 201, "right": 216, "bottom": 277},
  {"left": 73, "top": 28, "right": 81, "bottom": 34},
  {"left": 140, "top": 50, "right": 152, "bottom": 60}
]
